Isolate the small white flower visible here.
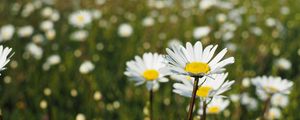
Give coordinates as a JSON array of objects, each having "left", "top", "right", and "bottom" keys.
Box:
[
  {"left": 93, "top": 91, "right": 102, "bottom": 101},
  {"left": 267, "top": 107, "right": 281, "bottom": 119},
  {"left": 0, "top": 46, "right": 13, "bottom": 72},
  {"left": 198, "top": 97, "right": 229, "bottom": 114},
  {"left": 69, "top": 10, "right": 92, "bottom": 28},
  {"left": 142, "top": 17, "right": 155, "bottom": 27},
  {"left": 275, "top": 58, "right": 291, "bottom": 70},
  {"left": 271, "top": 93, "right": 288, "bottom": 108},
  {"left": 40, "top": 100, "right": 48, "bottom": 109},
  {"left": 0, "top": 25, "right": 15, "bottom": 41},
  {"left": 79, "top": 60, "right": 95, "bottom": 74},
  {"left": 40, "top": 20, "right": 54, "bottom": 31},
  {"left": 70, "top": 30, "right": 89, "bottom": 42},
  {"left": 18, "top": 26, "right": 34, "bottom": 38},
  {"left": 124, "top": 52, "right": 168, "bottom": 91},
  {"left": 199, "top": 0, "right": 217, "bottom": 10},
  {"left": 26, "top": 43, "right": 43, "bottom": 59},
  {"left": 229, "top": 94, "right": 240, "bottom": 103},
  {"left": 167, "top": 38, "right": 182, "bottom": 48},
  {"left": 46, "top": 54, "right": 61, "bottom": 66},
  {"left": 118, "top": 23, "right": 133, "bottom": 37},
  {"left": 173, "top": 73, "right": 234, "bottom": 98},
  {"left": 193, "top": 26, "right": 211, "bottom": 39},
  {"left": 265, "top": 18, "right": 276, "bottom": 27},
  {"left": 161, "top": 41, "right": 234, "bottom": 77},
  {"left": 45, "top": 29, "right": 56, "bottom": 40},
  {"left": 242, "top": 77, "right": 250, "bottom": 88},
  {"left": 240, "top": 93, "right": 258, "bottom": 110},
  {"left": 75, "top": 113, "right": 86, "bottom": 120},
  {"left": 41, "top": 7, "right": 53, "bottom": 18},
  {"left": 251, "top": 76, "right": 293, "bottom": 95}
]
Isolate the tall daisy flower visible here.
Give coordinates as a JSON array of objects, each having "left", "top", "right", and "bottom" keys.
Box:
[
  {"left": 163, "top": 41, "right": 234, "bottom": 120},
  {"left": 124, "top": 52, "right": 168, "bottom": 120},
  {"left": 162, "top": 41, "right": 234, "bottom": 77},
  {"left": 251, "top": 76, "right": 293, "bottom": 119},
  {"left": 198, "top": 97, "right": 230, "bottom": 115},
  {"left": 0, "top": 46, "right": 13, "bottom": 73}
]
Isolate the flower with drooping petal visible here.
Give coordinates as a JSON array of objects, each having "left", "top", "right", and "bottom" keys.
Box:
[
  {"left": 172, "top": 73, "right": 234, "bottom": 98},
  {"left": 0, "top": 46, "right": 13, "bottom": 73},
  {"left": 161, "top": 41, "right": 234, "bottom": 77},
  {"left": 251, "top": 76, "right": 293, "bottom": 95},
  {"left": 198, "top": 97, "right": 229, "bottom": 114},
  {"left": 124, "top": 52, "right": 168, "bottom": 90}
]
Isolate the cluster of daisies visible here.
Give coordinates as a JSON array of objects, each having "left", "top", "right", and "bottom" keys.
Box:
[{"left": 124, "top": 41, "right": 294, "bottom": 119}]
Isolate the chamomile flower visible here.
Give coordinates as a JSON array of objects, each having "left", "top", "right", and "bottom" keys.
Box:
[
  {"left": 69, "top": 10, "right": 92, "bottom": 28},
  {"left": 251, "top": 76, "right": 293, "bottom": 95},
  {"left": 173, "top": 73, "right": 234, "bottom": 98},
  {"left": 266, "top": 107, "right": 281, "bottom": 120},
  {"left": 271, "top": 93, "right": 289, "bottom": 108},
  {"left": 198, "top": 97, "right": 229, "bottom": 114},
  {"left": 0, "top": 46, "right": 13, "bottom": 72},
  {"left": 162, "top": 41, "right": 234, "bottom": 77},
  {"left": 124, "top": 53, "right": 168, "bottom": 90}
]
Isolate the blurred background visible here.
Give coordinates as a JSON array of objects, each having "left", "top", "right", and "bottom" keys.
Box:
[{"left": 0, "top": 0, "right": 300, "bottom": 119}]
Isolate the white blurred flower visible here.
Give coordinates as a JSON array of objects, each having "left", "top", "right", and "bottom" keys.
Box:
[
  {"left": 46, "top": 54, "right": 61, "bottom": 66},
  {"left": 50, "top": 11, "right": 60, "bottom": 21},
  {"left": 0, "top": 25, "right": 15, "bottom": 41},
  {"left": 193, "top": 26, "right": 211, "bottom": 39},
  {"left": 26, "top": 43, "right": 43, "bottom": 60},
  {"left": 229, "top": 94, "right": 239, "bottom": 103},
  {"left": 118, "top": 23, "right": 133, "bottom": 37},
  {"left": 271, "top": 94, "right": 288, "bottom": 108},
  {"left": 79, "top": 61, "right": 95, "bottom": 74},
  {"left": 40, "top": 20, "right": 54, "bottom": 31},
  {"left": 41, "top": 7, "right": 53, "bottom": 18},
  {"left": 142, "top": 17, "right": 155, "bottom": 27},
  {"left": 275, "top": 58, "right": 291, "bottom": 70},
  {"left": 45, "top": 29, "right": 56, "bottom": 40},
  {"left": 21, "top": 3, "right": 35, "bottom": 17},
  {"left": 242, "top": 78, "right": 250, "bottom": 88},
  {"left": 95, "top": 0, "right": 106, "bottom": 5},
  {"left": 199, "top": 0, "right": 217, "bottom": 10},
  {"left": 167, "top": 38, "right": 182, "bottom": 48},
  {"left": 40, "top": 100, "right": 48, "bottom": 109},
  {"left": 266, "top": 18, "right": 276, "bottom": 27},
  {"left": 241, "top": 93, "right": 257, "bottom": 110},
  {"left": 198, "top": 97, "right": 229, "bottom": 115},
  {"left": 76, "top": 113, "right": 86, "bottom": 120},
  {"left": 222, "top": 31, "right": 234, "bottom": 41},
  {"left": 216, "top": 14, "right": 227, "bottom": 23},
  {"left": 92, "top": 10, "right": 102, "bottom": 19},
  {"left": 251, "top": 76, "right": 293, "bottom": 95},
  {"left": 93, "top": 91, "right": 102, "bottom": 101},
  {"left": 70, "top": 30, "right": 89, "bottom": 42},
  {"left": 69, "top": 10, "right": 92, "bottom": 28},
  {"left": 18, "top": 26, "right": 34, "bottom": 38},
  {"left": 266, "top": 107, "right": 281, "bottom": 120},
  {"left": 280, "top": 6, "right": 290, "bottom": 15},
  {"left": 250, "top": 27, "right": 263, "bottom": 36},
  {"left": 32, "top": 34, "right": 45, "bottom": 44}
]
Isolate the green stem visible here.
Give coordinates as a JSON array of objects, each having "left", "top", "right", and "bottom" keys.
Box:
[
  {"left": 149, "top": 89, "right": 153, "bottom": 120},
  {"left": 201, "top": 101, "right": 207, "bottom": 120},
  {"left": 187, "top": 76, "right": 200, "bottom": 120}
]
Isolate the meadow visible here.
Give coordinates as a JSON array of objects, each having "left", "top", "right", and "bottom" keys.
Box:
[{"left": 0, "top": 0, "right": 300, "bottom": 119}]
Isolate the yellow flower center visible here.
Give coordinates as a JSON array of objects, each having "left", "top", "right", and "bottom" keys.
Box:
[
  {"left": 143, "top": 69, "right": 159, "bottom": 81},
  {"left": 196, "top": 86, "right": 212, "bottom": 97},
  {"left": 185, "top": 62, "right": 210, "bottom": 74},
  {"left": 77, "top": 15, "right": 85, "bottom": 22},
  {"left": 264, "top": 86, "right": 278, "bottom": 93},
  {"left": 208, "top": 106, "right": 220, "bottom": 114}
]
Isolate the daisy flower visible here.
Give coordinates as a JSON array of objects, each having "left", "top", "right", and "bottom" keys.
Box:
[
  {"left": 251, "top": 76, "right": 293, "bottom": 95},
  {"left": 198, "top": 97, "right": 230, "bottom": 114},
  {"left": 162, "top": 41, "right": 234, "bottom": 77},
  {"left": 124, "top": 52, "right": 168, "bottom": 90},
  {"left": 69, "top": 10, "right": 92, "bottom": 28},
  {"left": 0, "top": 46, "right": 13, "bottom": 73},
  {"left": 173, "top": 73, "right": 235, "bottom": 98}
]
